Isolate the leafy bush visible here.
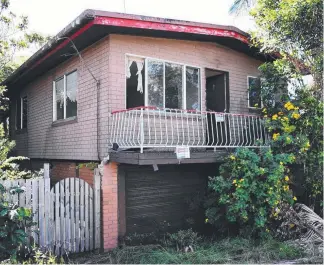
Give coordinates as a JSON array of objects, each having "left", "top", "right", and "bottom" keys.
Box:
[
  {"left": 0, "top": 184, "right": 34, "bottom": 262},
  {"left": 163, "top": 228, "right": 202, "bottom": 251},
  {"left": 205, "top": 148, "right": 296, "bottom": 237}
]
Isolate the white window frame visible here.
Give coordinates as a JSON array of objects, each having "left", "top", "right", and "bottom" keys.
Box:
[
  {"left": 125, "top": 54, "right": 202, "bottom": 110},
  {"left": 53, "top": 70, "right": 77, "bottom": 121},
  {"left": 16, "top": 96, "right": 27, "bottom": 130},
  {"left": 247, "top": 76, "right": 262, "bottom": 109}
]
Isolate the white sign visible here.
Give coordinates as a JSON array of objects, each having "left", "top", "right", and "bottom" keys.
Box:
[{"left": 175, "top": 146, "right": 190, "bottom": 159}]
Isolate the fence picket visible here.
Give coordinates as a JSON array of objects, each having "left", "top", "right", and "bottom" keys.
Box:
[
  {"left": 85, "top": 183, "right": 89, "bottom": 251},
  {"left": 25, "top": 180, "right": 32, "bottom": 245},
  {"left": 44, "top": 178, "right": 51, "bottom": 250},
  {"left": 60, "top": 180, "right": 65, "bottom": 256},
  {"left": 38, "top": 178, "right": 45, "bottom": 249},
  {"left": 80, "top": 180, "right": 85, "bottom": 252},
  {"left": 0, "top": 174, "right": 101, "bottom": 255},
  {"left": 89, "top": 185, "right": 94, "bottom": 250},
  {"left": 18, "top": 179, "right": 26, "bottom": 207},
  {"left": 54, "top": 183, "right": 60, "bottom": 256},
  {"left": 70, "top": 178, "right": 75, "bottom": 253},
  {"left": 32, "top": 180, "right": 39, "bottom": 245},
  {"left": 65, "top": 178, "right": 71, "bottom": 252},
  {"left": 94, "top": 170, "right": 101, "bottom": 249},
  {"left": 75, "top": 178, "right": 80, "bottom": 253}
]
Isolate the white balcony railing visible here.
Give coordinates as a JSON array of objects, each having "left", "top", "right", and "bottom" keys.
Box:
[{"left": 109, "top": 107, "right": 269, "bottom": 153}]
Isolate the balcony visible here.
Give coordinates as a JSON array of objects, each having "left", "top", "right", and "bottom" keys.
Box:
[{"left": 108, "top": 107, "right": 269, "bottom": 157}]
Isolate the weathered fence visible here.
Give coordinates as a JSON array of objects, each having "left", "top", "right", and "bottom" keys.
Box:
[{"left": 0, "top": 167, "right": 101, "bottom": 255}]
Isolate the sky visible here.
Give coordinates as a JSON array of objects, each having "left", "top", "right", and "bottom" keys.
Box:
[{"left": 10, "top": 0, "right": 254, "bottom": 36}]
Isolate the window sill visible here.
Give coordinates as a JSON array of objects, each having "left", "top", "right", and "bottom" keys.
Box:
[
  {"left": 248, "top": 107, "right": 262, "bottom": 114},
  {"left": 52, "top": 116, "right": 77, "bottom": 127},
  {"left": 15, "top": 128, "right": 27, "bottom": 134}
]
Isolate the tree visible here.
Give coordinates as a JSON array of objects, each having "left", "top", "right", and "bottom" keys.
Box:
[
  {"left": 229, "top": 0, "right": 255, "bottom": 15},
  {"left": 0, "top": 0, "right": 49, "bottom": 131}
]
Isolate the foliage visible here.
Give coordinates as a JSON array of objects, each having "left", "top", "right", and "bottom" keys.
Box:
[
  {"left": 70, "top": 237, "right": 306, "bottom": 264},
  {"left": 250, "top": 0, "right": 323, "bottom": 89},
  {"left": 0, "top": 0, "right": 49, "bottom": 125},
  {"left": 229, "top": 0, "right": 255, "bottom": 15},
  {"left": 162, "top": 228, "right": 202, "bottom": 251},
  {"left": 205, "top": 148, "right": 296, "bottom": 236},
  {"left": 0, "top": 185, "right": 34, "bottom": 262}
]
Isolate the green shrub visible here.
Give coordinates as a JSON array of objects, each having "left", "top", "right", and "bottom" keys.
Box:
[
  {"left": 0, "top": 184, "right": 34, "bottom": 262},
  {"left": 162, "top": 228, "right": 202, "bottom": 251},
  {"left": 205, "top": 148, "right": 296, "bottom": 237}
]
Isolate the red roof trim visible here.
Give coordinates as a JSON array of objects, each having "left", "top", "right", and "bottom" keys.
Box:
[
  {"left": 94, "top": 16, "right": 249, "bottom": 44},
  {"left": 30, "top": 20, "right": 95, "bottom": 70}
]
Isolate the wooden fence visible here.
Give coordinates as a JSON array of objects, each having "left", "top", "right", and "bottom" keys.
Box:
[{"left": 0, "top": 167, "right": 101, "bottom": 255}]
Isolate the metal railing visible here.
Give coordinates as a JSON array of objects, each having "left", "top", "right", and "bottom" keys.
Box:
[{"left": 109, "top": 106, "right": 269, "bottom": 153}]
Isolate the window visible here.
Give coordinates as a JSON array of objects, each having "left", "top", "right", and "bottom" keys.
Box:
[
  {"left": 53, "top": 71, "right": 77, "bottom": 121},
  {"left": 248, "top": 76, "right": 261, "bottom": 108},
  {"left": 16, "top": 96, "right": 27, "bottom": 130},
  {"left": 126, "top": 56, "right": 201, "bottom": 110}
]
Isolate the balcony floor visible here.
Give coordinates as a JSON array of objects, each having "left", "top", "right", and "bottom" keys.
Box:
[{"left": 109, "top": 149, "right": 230, "bottom": 165}]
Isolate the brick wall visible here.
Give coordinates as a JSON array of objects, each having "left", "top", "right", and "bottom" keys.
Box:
[
  {"left": 102, "top": 162, "right": 118, "bottom": 250},
  {"left": 50, "top": 161, "right": 94, "bottom": 186}
]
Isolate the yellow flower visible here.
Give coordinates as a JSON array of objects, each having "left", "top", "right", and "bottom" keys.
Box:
[
  {"left": 283, "top": 185, "right": 289, "bottom": 191},
  {"left": 205, "top": 218, "right": 209, "bottom": 223},
  {"left": 272, "top": 114, "right": 278, "bottom": 120},
  {"left": 305, "top": 141, "right": 310, "bottom": 148},
  {"left": 280, "top": 162, "right": 283, "bottom": 165},
  {"left": 284, "top": 102, "right": 295, "bottom": 111},
  {"left": 282, "top": 116, "right": 289, "bottom": 121},
  {"left": 278, "top": 111, "right": 283, "bottom": 116},
  {"left": 262, "top": 108, "right": 267, "bottom": 113},
  {"left": 233, "top": 179, "right": 237, "bottom": 184},
  {"left": 237, "top": 185, "right": 241, "bottom": 188},
  {"left": 230, "top": 155, "right": 236, "bottom": 160},
  {"left": 273, "top": 133, "right": 280, "bottom": 141},
  {"left": 239, "top": 178, "right": 244, "bottom": 182},
  {"left": 294, "top": 107, "right": 299, "bottom": 110},
  {"left": 285, "top": 176, "right": 289, "bottom": 181},
  {"left": 292, "top": 113, "right": 300, "bottom": 119},
  {"left": 293, "top": 196, "right": 297, "bottom": 201}
]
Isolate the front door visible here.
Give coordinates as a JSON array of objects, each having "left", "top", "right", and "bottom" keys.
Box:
[{"left": 205, "top": 70, "right": 229, "bottom": 146}]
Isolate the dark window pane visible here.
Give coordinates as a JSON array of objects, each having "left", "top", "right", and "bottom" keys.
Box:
[
  {"left": 16, "top": 99, "right": 21, "bottom": 129},
  {"left": 66, "top": 71, "right": 77, "bottom": 118},
  {"left": 165, "top": 63, "right": 183, "bottom": 109},
  {"left": 55, "top": 78, "right": 64, "bottom": 120},
  {"left": 248, "top": 77, "right": 261, "bottom": 108},
  {"left": 186, "top": 66, "right": 200, "bottom": 110},
  {"left": 22, "top": 97, "right": 27, "bottom": 129},
  {"left": 147, "top": 60, "right": 163, "bottom": 108}
]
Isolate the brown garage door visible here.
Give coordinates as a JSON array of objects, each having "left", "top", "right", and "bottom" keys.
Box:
[{"left": 122, "top": 164, "right": 209, "bottom": 235}]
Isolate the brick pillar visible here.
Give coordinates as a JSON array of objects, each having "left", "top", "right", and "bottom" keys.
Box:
[{"left": 102, "top": 162, "right": 118, "bottom": 250}]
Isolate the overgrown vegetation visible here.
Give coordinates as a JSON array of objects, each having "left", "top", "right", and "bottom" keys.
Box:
[{"left": 71, "top": 237, "right": 306, "bottom": 264}]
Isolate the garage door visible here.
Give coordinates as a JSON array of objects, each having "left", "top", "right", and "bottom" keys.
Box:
[{"left": 122, "top": 164, "right": 208, "bottom": 234}]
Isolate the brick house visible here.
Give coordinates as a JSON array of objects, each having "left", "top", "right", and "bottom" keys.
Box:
[{"left": 3, "top": 10, "right": 270, "bottom": 250}]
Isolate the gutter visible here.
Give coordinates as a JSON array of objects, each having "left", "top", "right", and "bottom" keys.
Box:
[{"left": 2, "top": 9, "right": 96, "bottom": 86}]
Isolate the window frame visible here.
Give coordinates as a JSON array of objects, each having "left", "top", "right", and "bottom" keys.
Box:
[
  {"left": 16, "top": 96, "right": 27, "bottom": 130},
  {"left": 247, "top": 75, "right": 262, "bottom": 109},
  {"left": 125, "top": 54, "right": 202, "bottom": 111},
  {"left": 53, "top": 70, "right": 78, "bottom": 121}
]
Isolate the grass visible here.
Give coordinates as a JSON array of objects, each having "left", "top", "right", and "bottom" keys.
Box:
[{"left": 69, "top": 237, "right": 307, "bottom": 264}]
